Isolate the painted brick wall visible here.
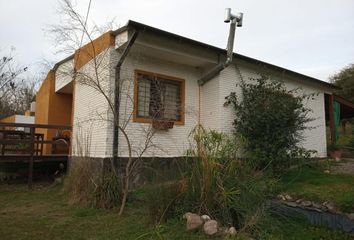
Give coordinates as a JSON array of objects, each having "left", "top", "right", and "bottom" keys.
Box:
[
  {"left": 213, "top": 60, "right": 329, "bottom": 157},
  {"left": 70, "top": 37, "right": 330, "bottom": 159},
  {"left": 111, "top": 49, "right": 202, "bottom": 158},
  {"left": 71, "top": 49, "right": 113, "bottom": 158},
  {"left": 200, "top": 74, "right": 220, "bottom": 130},
  {"left": 55, "top": 59, "right": 74, "bottom": 92}
]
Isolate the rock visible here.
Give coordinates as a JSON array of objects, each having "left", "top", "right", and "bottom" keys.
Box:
[
  {"left": 324, "top": 170, "right": 330, "bottom": 174},
  {"left": 300, "top": 200, "right": 312, "bottom": 207},
  {"left": 295, "top": 198, "right": 303, "bottom": 204},
  {"left": 277, "top": 194, "right": 286, "bottom": 201},
  {"left": 312, "top": 203, "right": 322, "bottom": 209},
  {"left": 284, "top": 201, "right": 297, "bottom": 208},
  {"left": 203, "top": 220, "right": 218, "bottom": 235},
  {"left": 183, "top": 213, "right": 203, "bottom": 231},
  {"left": 347, "top": 213, "right": 354, "bottom": 221},
  {"left": 201, "top": 215, "right": 211, "bottom": 222},
  {"left": 284, "top": 194, "right": 293, "bottom": 201},
  {"left": 227, "top": 226, "right": 237, "bottom": 236},
  {"left": 323, "top": 202, "right": 336, "bottom": 212}
]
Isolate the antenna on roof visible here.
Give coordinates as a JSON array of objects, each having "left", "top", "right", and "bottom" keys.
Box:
[{"left": 224, "top": 8, "right": 243, "bottom": 63}]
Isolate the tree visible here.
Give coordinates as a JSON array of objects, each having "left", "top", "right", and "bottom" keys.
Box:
[
  {"left": 225, "top": 76, "right": 315, "bottom": 173},
  {"left": 49, "top": 0, "right": 157, "bottom": 215},
  {"left": 330, "top": 64, "right": 354, "bottom": 103},
  {"left": 0, "top": 49, "right": 35, "bottom": 119}
]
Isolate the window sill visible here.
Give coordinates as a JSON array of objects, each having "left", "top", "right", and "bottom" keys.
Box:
[{"left": 132, "top": 116, "right": 185, "bottom": 126}]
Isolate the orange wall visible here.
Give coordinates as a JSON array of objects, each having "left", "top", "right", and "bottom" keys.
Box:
[
  {"left": 35, "top": 70, "right": 73, "bottom": 154},
  {"left": 0, "top": 115, "right": 16, "bottom": 130},
  {"left": 74, "top": 31, "right": 115, "bottom": 70},
  {"left": 34, "top": 30, "right": 114, "bottom": 154},
  {"left": 0, "top": 115, "right": 16, "bottom": 123}
]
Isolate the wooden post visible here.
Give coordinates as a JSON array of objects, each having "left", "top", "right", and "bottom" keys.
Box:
[
  {"left": 328, "top": 94, "right": 336, "bottom": 144},
  {"left": 28, "top": 126, "right": 35, "bottom": 189}
]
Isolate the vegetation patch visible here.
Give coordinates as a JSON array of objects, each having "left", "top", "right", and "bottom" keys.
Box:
[
  {"left": 0, "top": 183, "right": 351, "bottom": 240},
  {"left": 281, "top": 164, "right": 354, "bottom": 212}
]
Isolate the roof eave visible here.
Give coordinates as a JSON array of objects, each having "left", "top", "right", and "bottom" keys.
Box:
[{"left": 116, "top": 20, "right": 338, "bottom": 91}]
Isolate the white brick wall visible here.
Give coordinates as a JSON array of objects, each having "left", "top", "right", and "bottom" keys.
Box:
[
  {"left": 200, "top": 74, "right": 220, "bottom": 130},
  {"left": 70, "top": 35, "right": 331, "bottom": 159},
  {"left": 71, "top": 49, "right": 113, "bottom": 158},
  {"left": 202, "top": 60, "right": 330, "bottom": 157},
  {"left": 113, "top": 49, "right": 202, "bottom": 158},
  {"left": 55, "top": 58, "right": 74, "bottom": 92}
]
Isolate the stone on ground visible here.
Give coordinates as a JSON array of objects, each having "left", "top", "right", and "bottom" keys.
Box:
[
  {"left": 183, "top": 212, "right": 203, "bottom": 231},
  {"left": 203, "top": 220, "right": 218, "bottom": 235}
]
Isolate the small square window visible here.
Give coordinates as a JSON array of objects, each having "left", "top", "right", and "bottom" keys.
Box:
[{"left": 134, "top": 70, "right": 184, "bottom": 124}]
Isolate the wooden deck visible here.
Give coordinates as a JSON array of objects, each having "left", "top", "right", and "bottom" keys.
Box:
[
  {"left": 0, "top": 123, "right": 71, "bottom": 188},
  {"left": 0, "top": 154, "right": 68, "bottom": 163}
]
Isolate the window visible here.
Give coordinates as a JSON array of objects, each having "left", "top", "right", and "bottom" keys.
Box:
[{"left": 134, "top": 70, "right": 185, "bottom": 125}]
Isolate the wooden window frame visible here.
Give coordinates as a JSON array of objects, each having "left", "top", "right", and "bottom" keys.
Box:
[{"left": 133, "top": 69, "right": 185, "bottom": 125}]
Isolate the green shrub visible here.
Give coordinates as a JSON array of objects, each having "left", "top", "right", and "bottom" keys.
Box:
[
  {"left": 182, "top": 126, "right": 241, "bottom": 222},
  {"left": 186, "top": 127, "right": 280, "bottom": 228},
  {"left": 143, "top": 127, "right": 282, "bottom": 238},
  {"left": 225, "top": 76, "right": 315, "bottom": 173}
]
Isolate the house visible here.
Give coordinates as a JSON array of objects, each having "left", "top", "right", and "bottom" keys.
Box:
[{"left": 34, "top": 20, "right": 351, "bottom": 165}]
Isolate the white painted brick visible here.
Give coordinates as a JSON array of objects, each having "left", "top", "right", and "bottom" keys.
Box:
[
  {"left": 55, "top": 58, "right": 74, "bottom": 92},
  {"left": 70, "top": 36, "right": 331, "bottom": 159}
]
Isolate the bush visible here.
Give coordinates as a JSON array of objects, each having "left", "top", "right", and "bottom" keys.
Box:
[
  {"left": 182, "top": 126, "right": 241, "bottom": 222},
  {"left": 143, "top": 126, "right": 281, "bottom": 238},
  {"left": 225, "top": 76, "right": 315, "bottom": 173}
]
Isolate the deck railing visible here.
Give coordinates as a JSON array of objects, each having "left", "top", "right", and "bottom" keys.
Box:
[{"left": 0, "top": 123, "right": 72, "bottom": 188}]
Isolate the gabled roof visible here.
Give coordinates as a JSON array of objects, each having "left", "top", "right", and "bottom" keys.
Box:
[
  {"left": 53, "top": 20, "right": 338, "bottom": 90},
  {"left": 114, "top": 20, "right": 338, "bottom": 90}
]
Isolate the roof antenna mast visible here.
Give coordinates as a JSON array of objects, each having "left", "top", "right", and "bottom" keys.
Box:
[
  {"left": 224, "top": 8, "right": 243, "bottom": 63},
  {"left": 197, "top": 8, "right": 243, "bottom": 85}
]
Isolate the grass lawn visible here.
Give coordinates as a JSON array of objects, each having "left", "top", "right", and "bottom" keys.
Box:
[
  {"left": 0, "top": 182, "right": 353, "bottom": 239},
  {"left": 281, "top": 162, "right": 354, "bottom": 212}
]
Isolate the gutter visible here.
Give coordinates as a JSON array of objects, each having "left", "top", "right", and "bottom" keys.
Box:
[{"left": 113, "top": 30, "right": 139, "bottom": 167}]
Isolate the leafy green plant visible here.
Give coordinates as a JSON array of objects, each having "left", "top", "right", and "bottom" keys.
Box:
[{"left": 225, "top": 75, "right": 316, "bottom": 173}]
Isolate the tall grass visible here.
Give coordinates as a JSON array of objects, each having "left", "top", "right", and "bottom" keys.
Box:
[
  {"left": 63, "top": 160, "right": 121, "bottom": 209},
  {"left": 183, "top": 126, "right": 241, "bottom": 221},
  {"left": 145, "top": 125, "right": 281, "bottom": 237},
  {"left": 63, "top": 130, "right": 121, "bottom": 209}
]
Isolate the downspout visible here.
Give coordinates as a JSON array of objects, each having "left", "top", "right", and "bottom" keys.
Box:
[
  {"left": 198, "top": 9, "right": 243, "bottom": 86},
  {"left": 113, "top": 30, "right": 139, "bottom": 167}
]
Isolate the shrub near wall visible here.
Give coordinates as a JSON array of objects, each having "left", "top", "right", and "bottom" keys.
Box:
[{"left": 225, "top": 76, "right": 316, "bottom": 173}]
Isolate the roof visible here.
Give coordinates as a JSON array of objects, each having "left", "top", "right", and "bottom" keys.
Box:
[
  {"left": 114, "top": 20, "right": 338, "bottom": 90},
  {"left": 53, "top": 20, "right": 338, "bottom": 90}
]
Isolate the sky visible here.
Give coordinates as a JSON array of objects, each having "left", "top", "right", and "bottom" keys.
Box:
[{"left": 0, "top": 0, "right": 354, "bottom": 82}]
